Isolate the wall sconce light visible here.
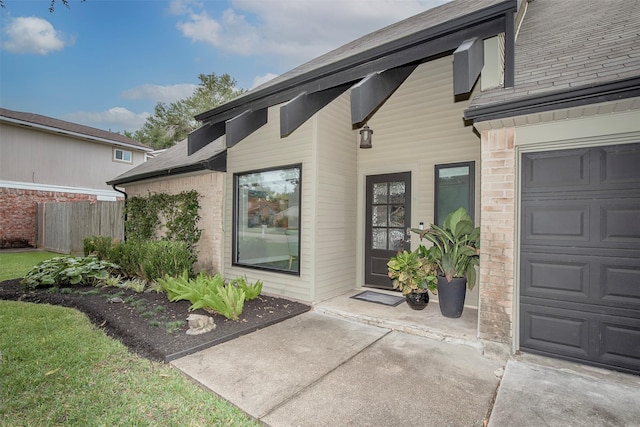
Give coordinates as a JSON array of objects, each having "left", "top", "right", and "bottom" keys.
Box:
[{"left": 359, "top": 124, "right": 373, "bottom": 149}]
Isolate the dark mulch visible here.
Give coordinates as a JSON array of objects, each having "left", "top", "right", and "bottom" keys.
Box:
[{"left": 0, "top": 278, "right": 310, "bottom": 363}]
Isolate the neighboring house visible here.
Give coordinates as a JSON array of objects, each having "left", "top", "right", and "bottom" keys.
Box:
[
  {"left": 0, "top": 108, "right": 152, "bottom": 248},
  {"left": 109, "top": 0, "right": 640, "bottom": 375}
]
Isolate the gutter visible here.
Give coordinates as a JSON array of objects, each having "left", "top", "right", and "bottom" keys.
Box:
[
  {"left": 464, "top": 76, "right": 640, "bottom": 123},
  {"left": 107, "top": 151, "right": 226, "bottom": 187}
]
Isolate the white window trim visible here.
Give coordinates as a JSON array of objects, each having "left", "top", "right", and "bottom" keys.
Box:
[{"left": 113, "top": 148, "right": 132, "bottom": 163}]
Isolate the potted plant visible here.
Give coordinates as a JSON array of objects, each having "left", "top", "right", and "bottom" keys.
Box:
[
  {"left": 387, "top": 247, "right": 437, "bottom": 310},
  {"left": 414, "top": 207, "right": 480, "bottom": 318}
]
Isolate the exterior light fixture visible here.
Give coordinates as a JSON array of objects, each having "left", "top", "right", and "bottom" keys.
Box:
[{"left": 359, "top": 124, "right": 373, "bottom": 149}]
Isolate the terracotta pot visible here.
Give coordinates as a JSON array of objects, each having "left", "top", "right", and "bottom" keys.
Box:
[
  {"left": 405, "top": 291, "right": 429, "bottom": 310},
  {"left": 436, "top": 276, "right": 467, "bottom": 318}
]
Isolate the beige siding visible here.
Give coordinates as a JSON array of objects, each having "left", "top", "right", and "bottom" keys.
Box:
[
  {"left": 0, "top": 123, "right": 146, "bottom": 191},
  {"left": 313, "top": 92, "right": 359, "bottom": 301},
  {"left": 124, "top": 171, "right": 224, "bottom": 275},
  {"left": 357, "top": 56, "right": 482, "bottom": 307},
  {"left": 224, "top": 104, "right": 316, "bottom": 302}
]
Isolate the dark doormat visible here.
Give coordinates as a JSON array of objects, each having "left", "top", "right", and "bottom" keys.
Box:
[{"left": 351, "top": 290, "right": 405, "bottom": 307}]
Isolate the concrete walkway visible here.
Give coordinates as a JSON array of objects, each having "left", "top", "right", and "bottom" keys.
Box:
[
  {"left": 171, "top": 293, "right": 640, "bottom": 426},
  {"left": 172, "top": 312, "right": 502, "bottom": 426}
]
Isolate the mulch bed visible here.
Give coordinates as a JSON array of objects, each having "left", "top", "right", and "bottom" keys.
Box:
[{"left": 0, "top": 278, "right": 310, "bottom": 363}]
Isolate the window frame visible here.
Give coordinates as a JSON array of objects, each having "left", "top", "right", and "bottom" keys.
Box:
[
  {"left": 434, "top": 161, "right": 475, "bottom": 225},
  {"left": 232, "top": 163, "right": 302, "bottom": 275},
  {"left": 113, "top": 148, "right": 133, "bottom": 163}
]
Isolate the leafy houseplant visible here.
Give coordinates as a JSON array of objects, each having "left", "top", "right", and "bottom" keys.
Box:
[
  {"left": 387, "top": 247, "right": 437, "bottom": 310},
  {"left": 413, "top": 207, "right": 480, "bottom": 318}
]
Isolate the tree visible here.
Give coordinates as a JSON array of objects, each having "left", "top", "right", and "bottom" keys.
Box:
[{"left": 130, "top": 73, "right": 244, "bottom": 150}]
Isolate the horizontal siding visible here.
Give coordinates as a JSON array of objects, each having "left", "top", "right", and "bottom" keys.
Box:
[
  {"left": 357, "top": 56, "right": 481, "bottom": 307},
  {"left": 224, "top": 104, "right": 316, "bottom": 302},
  {"left": 314, "top": 92, "right": 359, "bottom": 301},
  {"left": 0, "top": 123, "right": 145, "bottom": 191}
]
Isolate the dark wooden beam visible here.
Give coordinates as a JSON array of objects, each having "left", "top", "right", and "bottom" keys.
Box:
[
  {"left": 351, "top": 63, "right": 418, "bottom": 126},
  {"left": 453, "top": 37, "right": 484, "bottom": 96},
  {"left": 504, "top": 9, "right": 515, "bottom": 88},
  {"left": 280, "top": 84, "right": 351, "bottom": 137},
  {"left": 187, "top": 121, "right": 226, "bottom": 155},
  {"left": 225, "top": 108, "right": 268, "bottom": 148}
]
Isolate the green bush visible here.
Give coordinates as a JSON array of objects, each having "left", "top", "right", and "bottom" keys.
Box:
[
  {"left": 229, "top": 276, "right": 263, "bottom": 300},
  {"left": 21, "top": 256, "right": 120, "bottom": 288},
  {"left": 108, "top": 240, "right": 195, "bottom": 283},
  {"left": 158, "top": 271, "right": 262, "bottom": 321},
  {"left": 83, "top": 235, "right": 116, "bottom": 260}
]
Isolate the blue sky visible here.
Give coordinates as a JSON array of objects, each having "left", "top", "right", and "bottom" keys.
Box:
[{"left": 1, "top": 0, "right": 450, "bottom": 134}]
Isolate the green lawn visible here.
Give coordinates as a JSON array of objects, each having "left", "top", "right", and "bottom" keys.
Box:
[
  {"left": 0, "top": 250, "right": 61, "bottom": 281},
  {"left": 0, "top": 300, "right": 259, "bottom": 426}
]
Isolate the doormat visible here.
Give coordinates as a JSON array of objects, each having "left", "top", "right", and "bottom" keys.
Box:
[{"left": 350, "top": 291, "right": 405, "bottom": 307}]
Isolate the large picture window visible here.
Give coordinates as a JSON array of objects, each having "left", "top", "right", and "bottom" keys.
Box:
[
  {"left": 434, "top": 161, "right": 475, "bottom": 225},
  {"left": 234, "top": 164, "right": 301, "bottom": 274}
]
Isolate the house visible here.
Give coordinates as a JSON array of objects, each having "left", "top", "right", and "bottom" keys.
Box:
[
  {"left": 0, "top": 108, "right": 153, "bottom": 248},
  {"left": 109, "top": 0, "right": 640, "bottom": 375}
]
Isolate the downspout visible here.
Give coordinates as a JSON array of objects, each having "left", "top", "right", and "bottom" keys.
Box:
[{"left": 112, "top": 184, "right": 128, "bottom": 242}]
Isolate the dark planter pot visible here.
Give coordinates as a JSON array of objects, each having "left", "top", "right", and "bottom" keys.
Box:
[
  {"left": 405, "top": 292, "right": 429, "bottom": 310},
  {"left": 437, "top": 276, "right": 467, "bottom": 318}
]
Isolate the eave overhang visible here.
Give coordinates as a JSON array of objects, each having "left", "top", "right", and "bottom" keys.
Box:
[
  {"left": 107, "top": 151, "right": 227, "bottom": 187},
  {"left": 188, "top": 0, "right": 517, "bottom": 153},
  {"left": 464, "top": 76, "right": 640, "bottom": 124}
]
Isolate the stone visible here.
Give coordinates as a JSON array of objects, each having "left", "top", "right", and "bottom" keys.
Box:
[{"left": 186, "top": 314, "right": 216, "bottom": 335}]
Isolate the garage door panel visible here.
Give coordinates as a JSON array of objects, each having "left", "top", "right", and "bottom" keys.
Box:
[
  {"left": 600, "top": 145, "right": 640, "bottom": 187},
  {"left": 520, "top": 143, "right": 640, "bottom": 375},
  {"left": 522, "top": 149, "right": 590, "bottom": 191},
  {"left": 601, "top": 202, "right": 640, "bottom": 244},
  {"left": 522, "top": 202, "right": 590, "bottom": 243},
  {"left": 521, "top": 254, "right": 589, "bottom": 297},
  {"left": 520, "top": 304, "right": 590, "bottom": 358},
  {"left": 600, "top": 320, "right": 640, "bottom": 373},
  {"left": 601, "top": 263, "right": 640, "bottom": 307}
]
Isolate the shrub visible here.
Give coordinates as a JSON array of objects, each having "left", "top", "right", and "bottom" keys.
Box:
[
  {"left": 83, "top": 236, "right": 115, "bottom": 260},
  {"left": 108, "top": 240, "right": 195, "bottom": 283},
  {"left": 21, "top": 256, "right": 119, "bottom": 288},
  {"left": 157, "top": 271, "right": 262, "bottom": 321}
]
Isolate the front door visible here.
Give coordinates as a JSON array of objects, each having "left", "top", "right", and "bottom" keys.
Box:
[{"left": 365, "top": 172, "right": 411, "bottom": 289}]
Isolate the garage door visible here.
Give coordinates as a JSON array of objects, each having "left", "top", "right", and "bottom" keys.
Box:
[{"left": 520, "top": 143, "right": 640, "bottom": 375}]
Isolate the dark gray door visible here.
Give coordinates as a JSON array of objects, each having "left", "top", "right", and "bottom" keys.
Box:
[
  {"left": 365, "top": 172, "right": 411, "bottom": 289},
  {"left": 520, "top": 143, "right": 640, "bottom": 375}
]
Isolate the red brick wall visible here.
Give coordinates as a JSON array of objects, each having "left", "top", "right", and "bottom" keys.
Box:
[
  {"left": 478, "top": 128, "right": 516, "bottom": 348},
  {"left": 0, "top": 187, "right": 96, "bottom": 249}
]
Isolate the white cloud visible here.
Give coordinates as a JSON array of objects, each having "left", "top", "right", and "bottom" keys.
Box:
[
  {"left": 175, "top": 0, "right": 452, "bottom": 65},
  {"left": 121, "top": 83, "right": 198, "bottom": 104},
  {"left": 64, "top": 107, "right": 151, "bottom": 133},
  {"left": 251, "top": 73, "right": 279, "bottom": 89},
  {"left": 1, "top": 16, "right": 71, "bottom": 55}
]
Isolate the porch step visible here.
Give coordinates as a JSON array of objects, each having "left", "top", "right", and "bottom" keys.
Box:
[{"left": 312, "top": 291, "right": 482, "bottom": 350}]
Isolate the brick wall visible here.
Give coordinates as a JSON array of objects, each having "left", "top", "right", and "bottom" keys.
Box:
[
  {"left": 124, "top": 172, "right": 225, "bottom": 275},
  {"left": 478, "top": 127, "right": 516, "bottom": 352},
  {"left": 0, "top": 187, "right": 96, "bottom": 249}
]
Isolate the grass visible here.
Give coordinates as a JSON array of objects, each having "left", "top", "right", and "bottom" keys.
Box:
[
  {"left": 0, "top": 250, "right": 61, "bottom": 282},
  {"left": 0, "top": 300, "right": 259, "bottom": 426}
]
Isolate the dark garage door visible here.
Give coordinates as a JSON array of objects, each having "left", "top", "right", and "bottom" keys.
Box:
[{"left": 520, "top": 143, "right": 640, "bottom": 375}]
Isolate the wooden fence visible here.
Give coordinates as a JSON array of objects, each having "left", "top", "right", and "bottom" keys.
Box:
[{"left": 37, "top": 201, "right": 124, "bottom": 254}]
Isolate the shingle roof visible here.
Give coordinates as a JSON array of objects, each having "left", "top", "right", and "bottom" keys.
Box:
[
  {"left": 107, "top": 137, "right": 226, "bottom": 186},
  {"left": 466, "top": 0, "right": 640, "bottom": 117},
  {"left": 0, "top": 107, "right": 151, "bottom": 150}
]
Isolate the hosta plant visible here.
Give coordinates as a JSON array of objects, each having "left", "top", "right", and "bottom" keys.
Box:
[{"left": 21, "top": 256, "right": 120, "bottom": 288}]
